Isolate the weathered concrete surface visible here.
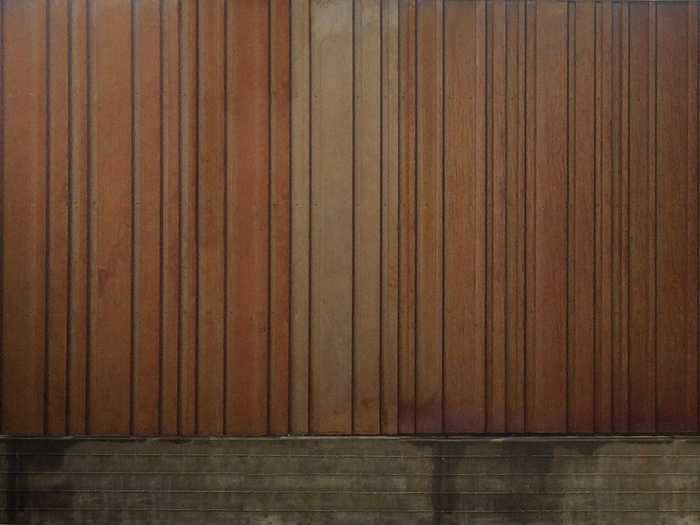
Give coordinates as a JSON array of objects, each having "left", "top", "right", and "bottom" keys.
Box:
[{"left": 1, "top": 436, "right": 700, "bottom": 524}]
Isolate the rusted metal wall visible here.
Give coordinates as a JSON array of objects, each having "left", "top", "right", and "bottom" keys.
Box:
[{"left": 1, "top": 0, "right": 698, "bottom": 436}]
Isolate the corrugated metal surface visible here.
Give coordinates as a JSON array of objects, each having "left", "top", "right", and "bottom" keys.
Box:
[{"left": 0, "top": 0, "right": 698, "bottom": 436}]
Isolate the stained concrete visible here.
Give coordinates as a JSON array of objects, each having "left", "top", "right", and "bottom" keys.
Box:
[{"left": 1, "top": 436, "right": 699, "bottom": 524}]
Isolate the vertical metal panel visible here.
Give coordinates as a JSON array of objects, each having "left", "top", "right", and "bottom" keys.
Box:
[
  {"left": 353, "top": 0, "right": 382, "bottom": 435},
  {"left": 309, "top": 0, "right": 354, "bottom": 434},
  {"left": 196, "top": 0, "right": 225, "bottom": 435},
  {"left": 443, "top": 0, "right": 486, "bottom": 433},
  {"left": 88, "top": 0, "right": 133, "bottom": 435},
  {"left": 1, "top": 0, "right": 699, "bottom": 436},
  {"left": 227, "top": 0, "right": 270, "bottom": 436},
  {"left": 415, "top": 0, "right": 443, "bottom": 434},
  {"left": 2, "top": 0, "right": 48, "bottom": 434},
  {"left": 132, "top": 0, "right": 162, "bottom": 436}
]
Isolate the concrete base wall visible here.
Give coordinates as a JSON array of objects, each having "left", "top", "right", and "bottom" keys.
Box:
[{"left": 1, "top": 437, "right": 699, "bottom": 524}]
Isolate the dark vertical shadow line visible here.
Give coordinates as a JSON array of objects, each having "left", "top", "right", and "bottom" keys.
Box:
[
  {"left": 267, "top": 0, "right": 273, "bottom": 434},
  {"left": 379, "top": 0, "right": 384, "bottom": 434},
  {"left": 532, "top": 1, "right": 538, "bottom": 431},
  {"left": 484, "top": 1, "right": 490, "bottom": 433},
  {"left": 592, "top": 3, "right": 597, "bottom": 433},
  {"left": 653, "top": 2, "right": 658, "bottom": 433},
  {"left": 0, "top": 0, "right": 4, "bottom": 435},
  {"left": 158, "top": 0, "right": 166, "bottom": 435},
  {"left": 626, "top": 1, "right": 632, "bottom": 432},
  {"left": 521, "top": 0, "right": 528, "bottom": 433},
  {"left": 176, "top": 0, "right": 183, "bottom": 436},
  {"left": 222, "top": 0, "right": 228, "bottom": 436},
  {"left": 394, "top": 0, "right": 400, "bottom": 435},
  {"left": 194, "top": 0, "right": 200, "bottom": 435},
  {"left": 565, "top": 0, "right": 570, "bottom": 434},
  {"left": 440, "top": 0, "right": 445, "bottom": 434},
  {"left": 378, "top": 9, "right": 388, "bottom": 433},
  {"left": 287, "top": 0, "right": 292, "bottom": 435},
  {"left": 413, "top": 0, "right": 418, "bottom": 433},
  {"left": 396, "top": 0, "right": 402, "bottom": 434},
  {"left": 351, "top": 0, "right": 356, "bottom": 434},
  {"left": 44, "top": 0, "right": 52, "bottom": 435},
  {"left": 307, "top": 0, "right": 312, "bottom": 433},
  {"left": 85, "top": 0, "right": 92, "bottom": 435},
  {"left": 503, "top": 2, "right": 510, "bottom": 432},
  {"left": 618, "top": 4, "right": 624, "bottom": 431},
  {"left": 130, "top": 0, "right": 137, "bottom": 436},
  {"left": 697, "top": 2, "right": 700, "bottom": 431},
  {"left": 66, "top": 0, "right": 73, "bottom": 434},
  {"left": 609, "top": 5, "right": 615, "bottom": 431}
]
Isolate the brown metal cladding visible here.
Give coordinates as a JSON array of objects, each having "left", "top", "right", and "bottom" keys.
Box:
[{"left": 1, "top": 0, "right": 698, "bottom": 435}]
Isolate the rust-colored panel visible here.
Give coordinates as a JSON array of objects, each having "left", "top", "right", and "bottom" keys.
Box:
[
  {"left": 505, "top": 0, "right": 525, "bottom": 433},
  {"left": 487, "top": 0, "right": 507, "bottom": 433},
  {"left": 132, "top": 0, "right": 162, "bottom": 436},
  {"left": 196, "top": 0, "right": 225, "bottom": 435},
  {"left": 160, "top": 0, "right": 181, "bottom": 437},
  {"left": 290, "top": 0, "right": 310, "bottom": 435},
  {"left": 353, "top": 0, "right": 382, "bottom": 435},
  {"left": 525, "top": 1, "right": 568, "bottom": 433},
  {"left": 568, "top": 0, "right": 596, "bottom": 433},
  {"left": 594, "top": 0, "right": 614, "bottom": 433},
  {"left": 443, "top": 0, "right": 486, "bottom": 434},
  {"left": 397, "top": 0, "right": 417, "bottom": 435},
  {"left": 270, "top": 0, "right": 291, "bottom": 436},
  {"left": 67, "top": 0, "right": 89, "bottom": 436},
  {"left": 628, "top": 2, "right": 656, "bottom": 433},
  {"left": 47, "top": 0, "right": 70, "bottom": 436},
  {"left": 2, "top": 0, "right": 48, "bottom": 434},
  {"left": 178, "top": 0, "right": 198, "bottom": 436},
  {"left": 656, "top": 3, "right": 699, "bottom": 433},
  {"left": 415, "top": 0, "right": 443, "bottom": 434},
  {"left": 309, "top": 0, "right": 354, "bottom": 434},
  {"left": 88, "top": 0, "right": 133, "bottom": 435},
  {"left": 380, "top": 0, "right": 400, "bottom": 435},
  {"left": 227, "top": 0, "right": 270, "bottom": 435}
]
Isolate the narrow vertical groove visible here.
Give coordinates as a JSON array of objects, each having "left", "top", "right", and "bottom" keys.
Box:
[
  {"left": 565, "top": 0, "right": 571, "bottom": 433},
  {"left": 503, "top": 1, "right": 509, "bottom": 432},
  {"left": 377, "top": 2, "right": 385, "bottom": 434},
  {"left": 44, "top": 0, "right": 52, "bottom": 435},
  {"left": 484, "top": 1, "right": 490, "bottom": 429},
  {"left": 396, "top": 0, "right": 401, "bottom": 433},
  {"left": 267, "top": 0, "right": 272, "bottom": 435},
  {"left": 222, "top": 0, "right": 228, "bottom": 435},
  {"left": 350, "top": 0, "right": 355, "bottom": 434},
  {"left": 651, "top": 2, "right": 658, "bottom": 432},
  {"left": 592, "top": 3, "right": 597, "bottom": 431},
  {"left": 193, "top": 0, "right": 199, "bottom": 435},
  {"left": 287, "top": 0, "right": 293, "bottom": 434},
  {"left": 193, "top": 0, "right": 200, "bottom": 435},
  {"left": 440, "top": 0, "right": 445, "bottom": 433},
  {"left": 85, "top": 0, "right": 92, "bottom": 434},
  {"left": 176, "top": 0, "right": 183, "bottom": 435},
  {"left": 378, "top": 0, "right": 385, "bottom": 432},
  {"left": 0, "top": 0, "right": 4, "bottom": 434},
  {"left": 413, "top": 0, "right": 419, "bottom": 431},
  {"left": 522, "top": 0, "right": 527, "bottom": 430},
  {"left": 306, "top": 0, "right": 312, "bottom": 432},
  {"left": 65, "top": 0, "right": 72, "bottom": 431},
  {"left": 129, "top": 0, "right": 136, "bottom": 436},
  {"left": 626, "top": 0, "right": 632, "bottom": 433},
  {"left": 158, "top": 0, "right": 165, "bottom": 434}
]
